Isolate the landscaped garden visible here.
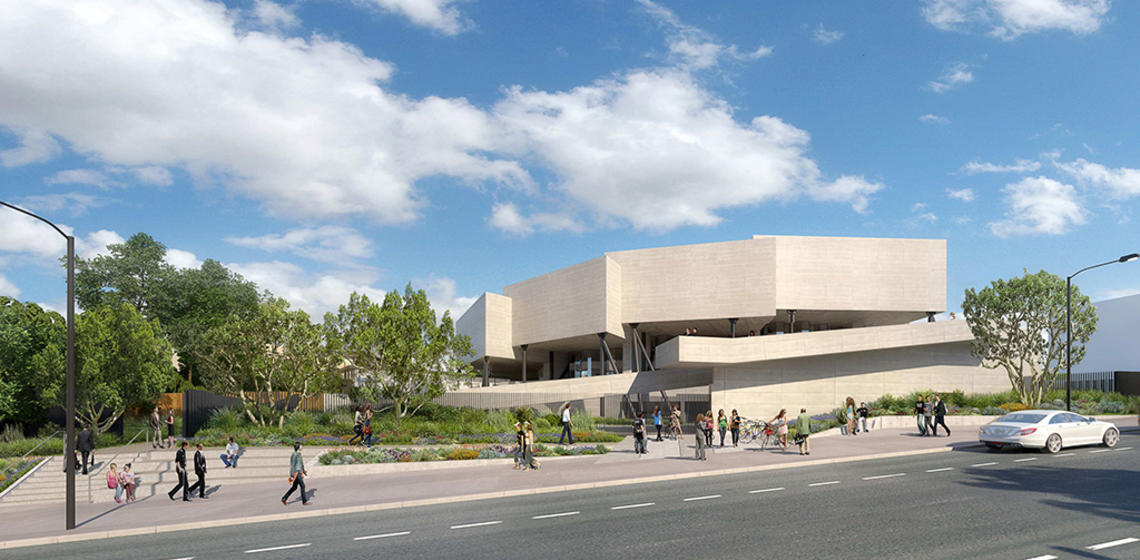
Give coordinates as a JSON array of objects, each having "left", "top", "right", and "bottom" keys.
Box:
[{"left": 318, "top": 443, "right": 609, "bottom": 465}]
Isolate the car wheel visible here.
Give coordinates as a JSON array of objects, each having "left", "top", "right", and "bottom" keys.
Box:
[
  {"left": 1103, "top": 428, "right": 1119, "bottom": 448},
  {"left": 1044, "top": 433, "right": 1062, "bottom": 454}
]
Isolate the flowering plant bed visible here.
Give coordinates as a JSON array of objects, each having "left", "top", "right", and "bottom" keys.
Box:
[
  {"left": 318, "top": 443, "right": 610, "bottom": 465},
  {"left": 0, "top": 457, "right": 43, "bottom": 494}
]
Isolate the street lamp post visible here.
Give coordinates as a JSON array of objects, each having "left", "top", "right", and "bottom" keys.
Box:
[
  {"left": 1066, "top": 253, "right": 1139, "bottom": 411},
  {"left": 0, "top": 201, "right": 77, "bottom": 530}
]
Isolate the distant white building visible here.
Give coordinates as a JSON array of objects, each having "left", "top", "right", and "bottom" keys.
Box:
[{"left": 1078, "top": 293, "right": 1140, "bottom": 373}]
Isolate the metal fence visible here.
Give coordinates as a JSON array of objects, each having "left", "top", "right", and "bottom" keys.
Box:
[{"left": 1049, "top": 371, "right": 1116, "bottom": 392}]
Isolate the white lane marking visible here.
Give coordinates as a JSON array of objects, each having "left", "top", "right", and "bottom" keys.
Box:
[
  {"left": 1087, "top": 537, "right": 1139, "bottom": 551},
  {"left": 354, "top": 531, "right": 411, "bottom": 541},
  {"left": 1013, "top": 458, "right": 1037, "bottom": 463},
  {"left": 1115, "top": 446, "right": 1133, "bottom": 451},
  {"left": 532, "top": 511, "right": 580, "bottom": 520},
  {"left": 683, "top": 494, "right": 722, "bottom": 502},
  {"left": 245, "top": 543, "right": 311, "bottom": 554},
  {"left": 450, "top": 521, "right": 503, "bottom": 530},
  {"left": 926, "top": 467, "right": 953, "bottom": 473},
  {"left": 611, "top": 502, "right": 654, "bottom": 510},
  {"left": 971, "top": 462, "right": 998, "bottom": 467},
  {"left": 167, "top": 558, "right": 195, "bottom": 560},
  {"left": 1054, "top": 453, "right": 1075, "bottom": 457},
  {"left": 1023, "top": 555, "right": 1057, "bottom": 560},
  {"left": 749, "top": 487, "right": 785, "bottom": 494},
  {"left": 1090, "top": 449, "right": 1111, "bottom": 454},
  {"left": 862, "top": 473, "right": 906, "bottom": 481},
  {"left": 808, "top": 481, "right": 841, "bottom": 487}
]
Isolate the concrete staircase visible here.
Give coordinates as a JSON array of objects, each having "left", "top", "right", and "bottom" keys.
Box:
[{"left": 0, "top": 446, "right": 328, "bottom": 506}]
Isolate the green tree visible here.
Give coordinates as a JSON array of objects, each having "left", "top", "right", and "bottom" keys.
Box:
[
  {"left": 149, "top": 259, "right": 260, "bottom": 386},
  {"left": 326, "top": 285, "right": 475, "bottom": 422},
  {"left": 0, "top": 297, "right": 65, "bottom": 427},
  {"left": 75, "top": 232, "right": 172, "bottom": 316},
  {"left": 199, "top": 297, "right": 339, "bottom": 427},
  {"left": 72, "top": 303, "right": 176, "bottom": 433},
  {"left": 962, "top": 270, "right": 1098, "bottom": 406}
]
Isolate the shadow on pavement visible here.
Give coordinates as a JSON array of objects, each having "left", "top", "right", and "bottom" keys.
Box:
[{"left": 957, "top": 463, "right": 1140, "bottom": 525}]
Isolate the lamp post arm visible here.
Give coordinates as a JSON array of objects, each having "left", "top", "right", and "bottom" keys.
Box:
[
  {"left": 1069, "top": 259, "right": 1117, "bottom": 281},
  {"left": 0, "top": 201, "right": 72, "bottom": 240}
]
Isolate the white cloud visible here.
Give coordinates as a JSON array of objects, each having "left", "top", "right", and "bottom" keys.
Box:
[
  {"left": 360, "top": 0, "right": 469, "bottom": 35},
  {"left": 495, "top": 71, "right": 881, "bottom": 230},
  {"left": 954, "top": 216, "right": 973, "bottom": 224},
  {"left": 637, "top": 0, "right": 772, "bottom": 70},
  {"left": 919, "top": 114, "right": 950, "bottom": 125},
  {"left": 912, "top": 202, "right": 928, "bottom": 211},
  {"left": 0, "top": 0, "right": 525, "bottom": 226},
  {"left": 252, "top": 0, "right": 298, "bottom": 30},
  {"left": 0, "top": 210, "right": 123, "bottom": 261},
  {"left": 226, "top": 260, "right": 387, "bottom": 319},
  {"left": 962, "top": 158, "right": 1041, "bottom": 174},
  {"left": 165, "top": 248, "right": 203, "bottom": 269},
  {"left": 916, "top": 212, "right": 939, "bottom": 223},
  {"left": 225, "top": 226, "right": 374, "bottom": 263},
  {"left": 946, "top": 187, "right": 975, "bottom": 201},
  {"left": 18, "top": 192, "right": 104, "bottom": 216},
  {"left": 78, "top": 230, "right": 125, "bottom": 259},
  {"left": 0, "top": 273, "right": 20, "bottom": 298},
  {"left": 813, "top": 25, "right": 844, "bottom": 45},
  {"left": 921, "top": 0, "right": 1109, "bottom": 40},
  {"left": 488, "top": 203, "right": 584, "bottom": 235},
  {"left": 46, "top": 168, "right": 120, "bottom": 189},
  {"left": 421, "top": 275, "right": 477, "bottom": 320},
  {"left": 1056, "top": 158, "right": 1140, "bottom": 199},
  {"left": 927, "top": 62, "right": 975, "bottom": 93},
  {"left": 127, "top": 166, "right": 173, "bottom": 186},
  {"left": 0, "top": 126, "right": 61, "bottom": 167},
  {"left": 989, "top": 176, "right": 1086, "bottom": 237}
]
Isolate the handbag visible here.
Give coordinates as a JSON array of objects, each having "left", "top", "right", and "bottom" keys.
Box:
[{"left": 363, "top": 424, "right": 372, "bottom": 435}]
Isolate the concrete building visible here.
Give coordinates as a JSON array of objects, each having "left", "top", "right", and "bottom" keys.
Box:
[{"left": 455, "top": 235, "right": 1008, "bottom": 416}]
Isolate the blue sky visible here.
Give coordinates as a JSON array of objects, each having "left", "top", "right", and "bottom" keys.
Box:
[{"left": 1, "top": 0, "right": 1139, "bottom": 320}]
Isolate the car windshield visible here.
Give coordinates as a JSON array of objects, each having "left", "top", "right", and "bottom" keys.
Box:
[{"left": 997, "top": 413, "right": 1046, "bottom": 424}]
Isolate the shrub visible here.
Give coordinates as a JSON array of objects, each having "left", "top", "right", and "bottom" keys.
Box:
[
  {"left": 512, "top": 407, "right": 538, "bottom": 424},
  {"left": 206, "top": 408, "right": 245, "bottom": 432},
  {"left": 998, "top": 402, "right": 1029, "bottom": 412},
  {"left": 446, "top": 448, "right": 480, "bottom": 461},
  {"left": 981, "top": 406, "right": 1006, "bottom": 416},
  {"left": 282, "top": 412, "right": 318, "bottom": 438},
  {"left": 0, "top": 424, "right": 24, "bottom": 443}
]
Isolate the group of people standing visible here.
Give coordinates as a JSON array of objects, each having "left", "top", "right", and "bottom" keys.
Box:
[
  {"left": 149, "top": 406, "right": 176, "bottom": 449},
  {"left": 843, "top": 398, "right": 871, "bottom": 436},
  {"left": 915, "top": 395, "right": 951, "bottom": 437}
]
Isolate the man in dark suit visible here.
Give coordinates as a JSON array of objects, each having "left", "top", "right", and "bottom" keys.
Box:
[
  {"left": 168, "top": 441, "right": 190, "bottom": 501},
  {"left": 187, "top": 442, "right": 208, "bottom": 499},
  {"left": 76, "top": 424, "right": 94, "bottom": 475},
  {"left": 932, "top": 395, "right": 952, "bottom": 437}
]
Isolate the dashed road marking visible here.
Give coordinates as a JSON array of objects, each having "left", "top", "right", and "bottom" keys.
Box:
[
  {"left": 683, "top": 494, "right": 721, "bottom": 502},
  {"left": 1013, "top": 458, "right": 1037, "bottom": 463},
  {"left": 354, "top": 531, "right": 410, "bottom": 541},
  {"left": 862, "top": 473, "right": 906, "bottom": 481},
  {"left": 1090, "top": 449, "right": 1111, "bottom": 454},
  {"left": 450, "top": 521, "right": 502, "bottom": 530},
  {"left": 1054, "top": 453, "right": 1074, "bottom": 457},
  {"left": 611, "top": 502, "right": 654, "bottom": 510},
  {"left": 808, "top": 481, "right": 841, "bottom": 487},
  {"left": 971, "top": 462, "right": 998, "bottom": 467},
  {"left": 1087, "top": 537, "right": 1139, "bottom": 551},
  {"left": 1115, "top": 446, "right": 1133, "bottom": 451},
  {"left": 1023, "top": 555, "right": 1057, "bottom": 560},
  {"left": 245, "top": 543, "right": 311, "bottom": 554},
  {"left": 926, "top": 467, "right": 953, "bottom": 473},
  {"left": 532, "top": 511, "right": 579, "bottom": 520},
  {"left": 749, "top": 487, "right": 785, "bottom": 494}
]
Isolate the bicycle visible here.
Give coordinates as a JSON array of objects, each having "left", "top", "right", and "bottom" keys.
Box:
[{"left": 738, "top": 419, "right": 766, "bottom": 444}]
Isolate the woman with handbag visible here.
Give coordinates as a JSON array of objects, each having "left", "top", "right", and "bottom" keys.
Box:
[
  {"left": 348, "top": 406, "right": 364, "bottom": 445},
  {"left": 522, "top": 421, "right": 540, "bottom": 470},
  {"left": 362, "top": 404, "right": 373, "bottom": 446}
]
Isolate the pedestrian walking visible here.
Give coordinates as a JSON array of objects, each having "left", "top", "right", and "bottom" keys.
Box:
[
  {"left": 558, "top": 403, "right": 574, "bottom": 444},
  {"left": 121, "top": 463, "right": 136, "bottom": 502},
  {"left": 717, "top": 409, "right": 728, "bottom": 447},
  {"left": 522, "top": 421, "right": 541, "bottom": 470},
  {"left": 915, "top": 395, "right": 928, "bottom": 436},
  {"left": 348, "top": 406, "right": 364, "bottom": 445},
  {"left": 362, "top": 404, "right": 374, "bottom": 446},
  {"left": 671, "top": 405, "right": 684, "bottom": 455},
  {"left": 693, "top": 413, "right": 707, "bottom": 460},
  {"left": 653, "top": 406, "right": 663, "bottom": 441},
  {"left": 513, "top": 421, "right": 525, "bottom": 469},
  {"left": 76, "top": 424, "right": 94, "bottom": 474},
  {"left": 168, "top": 441, "right": 190, "bottom": 502},
  {"left": 187, "top": 443, "right": 208, "bottom": 499},
  {"left": 633, "top": 411, "right": 647, "bottom": 456},
  {"left": 932, "top": 395, "right": 951, "bottom": 436},
  {"left": 796, "top": 408, "right": 812, "bottom": 455},
  {"left": 165, "top": 409, "right": 176, "bottom": 449},
  {"left": 150, "top": 406, "right": 164, "bottom": 448},
  {"left": 922, "top": 395, "right": 935, "bottom": 436},
  {"left": 845, "top": 397, "right": 857, "bottom": 436},
  {"left": 281, "top": 442, "right": 310, "bottom": 505},
  {"left": 221, "top": 436, "right": 240, "bottom": 468},
  {"left": 730, "top": 409, "right": 741, "bottom": 447},
  {"left": 770, "top": 409, "right": 789, "bottom": 450},
  {"left": 857, "top": 402, "right": 870, "bottom": 434},
  {"left": 107, "top": 463, "right": 122, "bottom": 503}
]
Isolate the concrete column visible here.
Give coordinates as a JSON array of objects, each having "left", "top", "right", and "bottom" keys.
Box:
[
  {"left": 787, "top": 309, "right": 796, "bottom": 333},
  {"left": 729, "top": 318, "right": 738, "bottom": 338},
  {"left": 548, "top": 351, "right": 554, "bottom": 380},
  {"left": 482, "top": 356, "right": 490, "bottom": 387},
  {"left": 521, "top": 344, "right": 528, "bottom": 383},
  {"left": 598, "top": 333, "right": 607, "bottom": 375},
  {"left": 927, "top": 312, "right": 936, "bottom": 322}
]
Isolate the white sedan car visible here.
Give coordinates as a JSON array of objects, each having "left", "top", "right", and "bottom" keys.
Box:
[{"left": 978, "top": 410, "right": 1120, "bottom": 453}]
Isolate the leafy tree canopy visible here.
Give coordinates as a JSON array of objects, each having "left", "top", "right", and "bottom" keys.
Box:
[
  {"left": 962, "top": 270, "right": 1097, "bottom": 406},
  {"left": 75, "top": 232, "right": 171, "bottom": 316},
  {"left": 0, "top": 297, "right": 65, "bottom": 427}
]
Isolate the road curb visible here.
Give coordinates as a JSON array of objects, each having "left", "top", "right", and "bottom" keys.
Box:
[{"left": 0, "top": 442, "right": 989, "bottom": 550}]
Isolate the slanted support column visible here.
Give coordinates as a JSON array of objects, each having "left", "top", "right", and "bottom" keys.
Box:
[
  {"left": 927, "top": 312, "right": 936, "bottom": 322},
  {"left": 482, "top": 356, "right": 490, "bottom": 387},
  {"left": 729, "top": 318, "right": 738, "bottom": 338},
  {"left": 548, "top": 351, "right": 554, "bottom": 380},
  {"left": 598, "top": 332, "right": 618, "bottom": 375},
  {"left": 521, "top": 344, "right": 528, "bottom": 383}
]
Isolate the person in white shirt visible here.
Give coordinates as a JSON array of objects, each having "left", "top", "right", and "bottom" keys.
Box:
[
  {"left": 558, "top": 403, "right": 574, "bottom": 445},
  {"left": 220, "top": 436, "right": 240, "bottom": 468}
]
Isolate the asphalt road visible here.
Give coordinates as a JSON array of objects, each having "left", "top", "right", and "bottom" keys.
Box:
[{"left": 8, "top": 434, "right": 1138, "bottom": 560}]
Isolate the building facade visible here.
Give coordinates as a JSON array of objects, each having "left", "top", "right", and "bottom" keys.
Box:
[{"left": 455, "top": 235, "right": 1008, "bottom": 416}]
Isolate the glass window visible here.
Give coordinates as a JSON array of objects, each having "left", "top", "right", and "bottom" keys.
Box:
[
  {"left": 999, "top": 413, "right": 1047, "bottom": 424},
  {"left": 1064, "top": 413, "right": 1088, "bottom": 423},
  {"left": 1049, "top": 414, "right": 1069, "bottom": 424}
]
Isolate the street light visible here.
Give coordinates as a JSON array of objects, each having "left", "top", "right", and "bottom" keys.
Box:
[
  {"left": 0, "top": 201, "right": 77, "bottom": 530},
  {"left": 1066, "top": 253, "right": 1139, "bottom": 411}
]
